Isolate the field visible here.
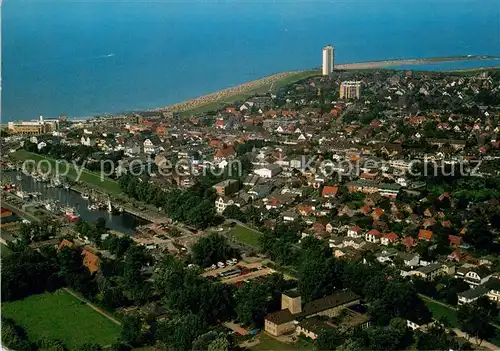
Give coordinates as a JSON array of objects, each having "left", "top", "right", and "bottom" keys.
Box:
[
  {"left": 1, "top": 243, "right": 13, "bottom": 257},
  {"left": 229, "top": 224, "right": 263, "bottom": 248},
  {"left": 249, "top": 333, "right": 313, "bottom": 351},
  {"left": 11, "top": 149, "right": 122, "bottom": 195},
  {"left": 1, "top": 290, "right": 121, "bottom": 349},
  {"left": 422, "top": 297, "right": 458, "bottom": 326},
  {"left": 179, "top": 70, "right": 319, "bottom": 116}
]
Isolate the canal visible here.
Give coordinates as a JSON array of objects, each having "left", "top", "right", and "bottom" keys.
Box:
[{"left": 2, "top": 171, "right": 149, "bottom": 235}]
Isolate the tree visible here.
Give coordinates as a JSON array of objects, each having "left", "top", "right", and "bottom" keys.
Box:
[
  {"left": 2, "top": 248, "right": 60, "bottom": 301},
  {"left": 458, "top": 296, "right": 498, "bottom": 345},
  {"left": 79, "top": 343, "right": 103, "bottom": 351},
  {"left": 191, "top": 233, "right": 238, "bottom": 267},
  {"left": 120, "top": 315, "right": 144, "bottom": 347},
  {"left": 234, "top": 282, "right": 268, "bottom": 326},
  {"left": 316, "top": 328, "right": 343, "bottom": 350},
  {"left": 1, "top": 318, "right": 32, "bottom": 351},
  {"left": 208, "top": 336, "right": 230, "bottom": 351},
  {"left": 156, "top": 312, "right": 208, "bottom": 351},
  {"left": 297, "top": 237, "right": 339, "bottom": 301},
  {"left": 192, "top": 331, "right": 220, "bottom": 351}
]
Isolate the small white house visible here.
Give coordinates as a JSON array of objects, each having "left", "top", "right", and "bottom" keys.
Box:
[
  {"left": 143, "top": 139, "right": 157, "bottom": 154},
  {"left": 37, "top": 141, "right": 47, "bottom": 150}
]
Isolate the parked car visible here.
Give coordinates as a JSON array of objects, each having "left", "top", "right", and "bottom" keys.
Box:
[{"left": 217, "top": 261, "right": 225, "bottom": 268}]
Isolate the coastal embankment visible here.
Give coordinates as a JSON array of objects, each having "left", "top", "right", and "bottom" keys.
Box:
[
  {"left": 156, "top": 70, "right": 317, "bottom": 115},
  {"left": 159, "top": 55, "right": 498, "bottom": 115}
]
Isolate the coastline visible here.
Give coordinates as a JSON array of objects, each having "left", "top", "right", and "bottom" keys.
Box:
[
  {"left": 4, "top": 55, "right": 500, "bottom": 124},
  {"left": 159, "top": 55, "right": 500, "bottom": 115}
]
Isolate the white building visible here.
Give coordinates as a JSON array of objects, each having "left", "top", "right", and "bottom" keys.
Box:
[
  {"left": 143, "top": 139, "right": 157, "bottom": 154},
  {"left": 254, "top": 164, "right": 282, "bottom": 178},
  {"left": 322, "top": 45, "right": 334, "bottom": 76}
]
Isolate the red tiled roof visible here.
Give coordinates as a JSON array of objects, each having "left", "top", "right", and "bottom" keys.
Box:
[
  {"left": 418, "top": 229, "right": 433, "bottom": 241},
  {"left": 215, "top": 146, "right": 236, "bottom": 158},
  {"left": 322, "top": 186, "right": 339, "bottom": 198},
  {"left": 367, "top": 229, "right": 381, "bottom": 237},
  {"left": 383, "top": 232, "right": 399, "bottom": 241},
  {"left": 57, "top": 239, "right": 75, "bottom": 252},
  {"left": 448, "top": 235, "right": 463, "bottom": 246},
  {"left": 402, "top": 236, "right": 417, "bottom": 248},
  {"left": 82, "top": 249, "right": 100, "bottom": 273}
]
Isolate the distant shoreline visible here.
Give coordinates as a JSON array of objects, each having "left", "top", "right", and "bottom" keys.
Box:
[
  {"left": 159, "top": 55, "right": 499, "bottom": 114},
  {"left": 3, "top": 55, "right": 499, "bottom": 124}
]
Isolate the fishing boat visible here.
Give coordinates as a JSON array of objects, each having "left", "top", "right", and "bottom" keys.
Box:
[
  {"left": 62, "top": 206, "right": 80, "bottom": 222},
  {"left": 63, "top": 183, "right": 70, "bottom": 190},
  {"left": 2, "top": 181, "right": 16, "bottom": 191},
  {"left": 87, "top": 203, "right": 98, "bottom": 211},
  {"left": 81, "top": 192, "right": 90, "bottom": 200},
  {"left": 44, "top": 201, "right": 59, "bottom": 213},
  {"left": 16, "top": 174, "right": 22, "bottom": 181},
  {"left": 15, "top": 190, "right": 30, "bottom": 201},
  {"left": 53, "top": 177, "right": 62, "bottom": 188}
]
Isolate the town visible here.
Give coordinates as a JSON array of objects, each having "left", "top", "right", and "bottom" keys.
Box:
[{"left": 2, "top": 62, "right": 500, "bottom": 351}]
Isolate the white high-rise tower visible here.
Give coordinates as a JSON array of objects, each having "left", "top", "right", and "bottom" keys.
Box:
[{"left": 322, "top": 45, "right": 335, "bottom": 76}]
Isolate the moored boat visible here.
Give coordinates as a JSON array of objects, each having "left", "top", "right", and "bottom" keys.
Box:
[{"left": 62, "top": 206, "right": 80, "bottom": 222}]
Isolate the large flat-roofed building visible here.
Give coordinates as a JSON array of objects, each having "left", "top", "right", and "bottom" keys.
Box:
[
  {"left": 340, "top": 81, "right": 362, "bottom": 99},
  {"left": 322, "top": 45, "right": 335, "bottom": 76},
  {"left": 264, "top": 289, "right": 361, "bottom": 336},
  {"left": 8, "top": 116, "right": 58, "bottom": 135}
]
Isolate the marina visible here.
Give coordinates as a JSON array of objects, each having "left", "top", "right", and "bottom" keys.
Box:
[{"left": 1, "top": 171, "right": 148, "bottom": 235}]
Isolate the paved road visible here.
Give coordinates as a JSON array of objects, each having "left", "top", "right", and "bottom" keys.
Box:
[
  {"left": 223, "top": 321, "right": 249, "bottom": 336},
  {"left": 452, "top": 328, "right": 498, "bottom": 351}
]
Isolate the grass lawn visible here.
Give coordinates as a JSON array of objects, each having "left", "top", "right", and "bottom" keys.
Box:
[
  {"left": 422, "top": 297, "right": 458, "bottom": 327},
  {"left": 11, "top": 149, "right": 122, "bottom": 195},
  {"left": 1, "top": 290, "right": 121, "bottom": 349},
  {"left": 1, "top": 243, "right": 13, "bottom": 257},
  {"left": 249, "top": 333, "right": 314, "bottom": 351},
  {"left": 229, "top": 224, "right": 263, "bottom": 248},
  {"left": 179, "top": 70, "right": 319, "bottom": 117}
]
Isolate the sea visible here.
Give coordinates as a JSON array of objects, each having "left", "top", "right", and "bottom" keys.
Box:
[{"left": 3, "top": 0, "right": 500, "bottom": 122}]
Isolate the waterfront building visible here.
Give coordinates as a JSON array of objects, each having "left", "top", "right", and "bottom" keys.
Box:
[
  {"left": 322, "top": 45, "right": 335, "bottom": 76},
  {"left": 339, "top": 81, "right": 362, "bottom": 99},
  {"left": 8, "top": 115, "right": 58, "bottom": 135}
]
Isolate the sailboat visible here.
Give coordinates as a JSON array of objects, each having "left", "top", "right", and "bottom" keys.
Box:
[{"left": 107, "top": 197, "right": 113, "bottom": 214}]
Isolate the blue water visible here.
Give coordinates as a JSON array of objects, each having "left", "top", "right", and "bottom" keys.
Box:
[{"left": 3, "top": 0, "right": 500, "bottom": 121}]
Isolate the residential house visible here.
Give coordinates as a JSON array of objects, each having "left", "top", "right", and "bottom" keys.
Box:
[
  {"left": 418, "top": 229, "right": 433, "bottom": 241},
  {"left": 409, "top": 263, "right": 446, "bottom": 280},
  {"left": 322, "top": 186, "right": 339, "bottom": 198},
  {"left": 458, "top": 286, "right": 489, "bottom": 305},
  {"left": 365, "top": 229, "right": 382, "bottom": 243},
  {"left": 82, "top": 248, "right": 101, "bottom": 273},
  {"left": 398, "top": 252, "right": 420, "bottom": 268},
  {"left": 456, "top": 266, "right": 492, "bottom": 287},
  {"left": 212, "top": 179, "right": 239, "bottom": 196},
  {"left": 347, "top": 226, "right": 363, "bottom": 238},
  {"left": 381, "top": 232, "right": 399, "bottom": 246},
  {"left": 215, "top": 196, "right": 238, "bottom": 214},
  {"left": 143, "top": 139, "right": 157, "bottom": 154}
]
